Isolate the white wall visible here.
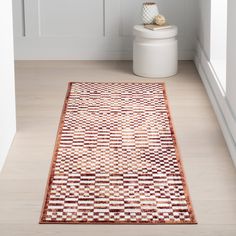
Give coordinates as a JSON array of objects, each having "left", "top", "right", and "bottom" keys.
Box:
[
  {"left": 0, "top": 0, "right": 16, "bottom": 170},
  {"left": 195, "top": 0, "right": 236, "bottom": 166},
  {"left": 13, "top": 0, "right": 197, "bottom": 60},
  {"left": 210, "top": 1, "right": 227, "bottom": 62},
  {"left": 225, "top": 0, "right": 236, "bottom": 159},
  {"left": 196, "top": 0, "right": 211, "bottom": 59},
  {"left": 226, "top": 0, "right": 236, "bottom": 116},
  {"left": 210, "top": 0, "right": 227, "bottom": 89}
]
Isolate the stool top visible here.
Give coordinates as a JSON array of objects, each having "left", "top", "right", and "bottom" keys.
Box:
[{"left": 133, "top": 25, "right": 178, "bottom": 39}]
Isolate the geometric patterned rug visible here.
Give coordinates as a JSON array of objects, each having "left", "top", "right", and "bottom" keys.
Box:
[{"left": 40, "top": 82, "right": 196, "bottom": 224}]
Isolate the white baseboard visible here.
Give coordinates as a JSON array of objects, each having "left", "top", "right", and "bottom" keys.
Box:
[
  {"left": 0, "top": 129, "right": 16, "bottom": 171},
  {"left": 194, "top": 42, "right": 236, "bottom": 166},
  {"left": 15, "top": 38, "right": 194, "bottom": 60},
  {"left": 14, "top": 50, "right": 194, "bottom": 60}
]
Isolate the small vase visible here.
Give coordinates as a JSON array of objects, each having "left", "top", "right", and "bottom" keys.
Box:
[{"left": 142, "top": 2, "right": 159, "bottom": 25}]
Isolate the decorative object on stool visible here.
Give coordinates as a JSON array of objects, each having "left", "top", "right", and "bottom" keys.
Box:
[
  {"left": 40, "top": 82, "right": 196, "bottom": 224},
  {"left": 144, "top": 24, "right": 171, "bottom": 31},
  {"left": 133, "top": 25, "right": 178, "bottom": 78},
  {"left": 155, "top": 14, "right": 166, "bottom": 26},
  {"left": 142, "top": 2, "right": 159, "bottom": 24}
]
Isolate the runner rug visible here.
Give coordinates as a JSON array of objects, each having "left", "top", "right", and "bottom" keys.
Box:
[{"left": 40, "top": 82, "right": 196, "bottom": 224}]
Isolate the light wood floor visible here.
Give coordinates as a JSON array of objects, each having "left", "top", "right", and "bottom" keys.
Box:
[{"left": 1, "top": 61, "right": 236, "bottom": 236}]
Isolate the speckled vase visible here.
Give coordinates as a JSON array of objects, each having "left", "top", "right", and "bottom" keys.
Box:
[{"left": 142, "top": 2, "right": 159, "bottom": 25}]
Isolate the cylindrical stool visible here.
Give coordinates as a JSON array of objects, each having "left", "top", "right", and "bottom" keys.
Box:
[{"left": 133, "top": 25, "right": 178, "bottom": 78}]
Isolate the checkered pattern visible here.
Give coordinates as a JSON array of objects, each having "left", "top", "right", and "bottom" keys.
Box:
[
  {"left": 142, "top": 3, "right": 158, "bottom": 24},
  {"left": 40, "top": 82, "right": 196, "bottom": 224}
]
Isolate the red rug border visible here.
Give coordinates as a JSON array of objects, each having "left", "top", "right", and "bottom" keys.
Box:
[{"left": 39, "top": 82, "right": 197, "bottom": 225}]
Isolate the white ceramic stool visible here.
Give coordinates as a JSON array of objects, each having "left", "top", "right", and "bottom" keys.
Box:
[{"left": 133, "top": 25, "right": 178, "bottom": 78}]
